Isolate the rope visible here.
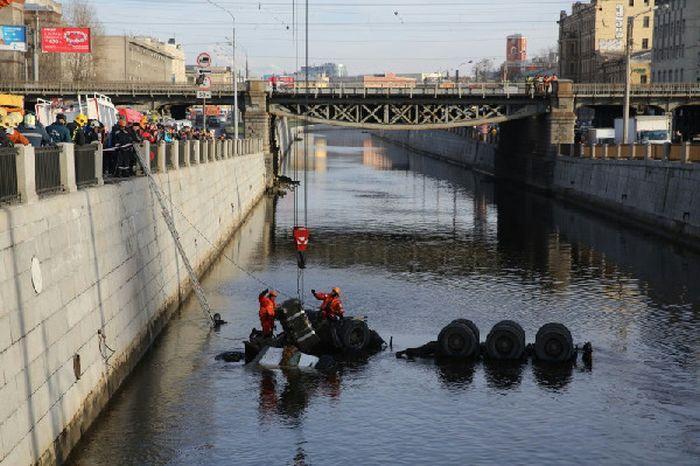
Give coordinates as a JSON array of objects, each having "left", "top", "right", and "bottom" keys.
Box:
[{"left": 149, "top": 174, "right": 295, "bottom": 300}]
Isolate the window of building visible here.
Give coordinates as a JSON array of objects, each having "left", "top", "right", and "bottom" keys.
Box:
[
  {"left": 642, "top": 38, "right": 649, "bottom": 49},
  {"left": 643, "top": 16, "right": 650, "bottom": 27},
  {"left": 640, "top": 75, "right": 648, "bottom": 84},
  {"left": 629, "top": 0, "right": 634, "bottom": 6}
]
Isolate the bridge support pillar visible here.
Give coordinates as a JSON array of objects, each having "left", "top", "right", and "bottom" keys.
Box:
[
  {"left": 547, "top": 80, "right": 576, "bottom": 146},
  {"left": 244, "top": 80, "right": 274, "bottom": 184}
]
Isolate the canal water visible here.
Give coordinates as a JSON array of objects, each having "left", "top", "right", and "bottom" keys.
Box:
[{"left": 69, "top": 128, "right": 699, "bottom": 465}]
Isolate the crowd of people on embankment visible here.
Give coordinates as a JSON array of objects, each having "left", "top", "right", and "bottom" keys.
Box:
[
  {"left": 0, "top": 109, "right": 234, "bottom": 177},
  {"left": 0, "top": 109, "right": 227, "bottom": 150}
]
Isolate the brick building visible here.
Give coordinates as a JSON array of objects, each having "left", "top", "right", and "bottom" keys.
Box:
[
  {"left": 652, "top": 0, "right": 700, "bottom": 83},
  {"left": 559, "top": 0, "right": 656, "bottom": 83}
]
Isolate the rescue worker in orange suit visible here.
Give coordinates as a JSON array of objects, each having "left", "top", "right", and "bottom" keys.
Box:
[
  {"left": 311, "top": 288, "right": 344, "bottom": 321},
  {"left": 258, "top": 289, "right": 279, "bottom": 337}
]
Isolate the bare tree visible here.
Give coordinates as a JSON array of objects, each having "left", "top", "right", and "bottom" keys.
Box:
[
  {"left": 473, "top": 58, "right": 495, "bottom": 82},
  {"left": 62, "top": 0, "right": 104, "bottom": 82}
]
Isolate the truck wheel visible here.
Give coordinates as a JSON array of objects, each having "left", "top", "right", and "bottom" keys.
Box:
[
  {"left": 535, "top": 323, "right": 573, "bottom": 362},
  {"left": 486, "top": 320, "right": 525, "bottom": 360},
  {"left": 451, "top": 319, "right": 480, "bottom": 344},
  {"left": 438, "top": 322, "right": 479, "bottom": 358},
  {"left": 340, "top": 319, "right": 370, "bottom": 352}
]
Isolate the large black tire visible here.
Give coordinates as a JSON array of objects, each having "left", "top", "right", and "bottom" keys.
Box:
[
  {"left": 451, "top": 319, "right": 480, "bottom": 344},
  {"left": 535, "top": 323, "right": 573, "bottom": 363},
  {"left": 438, "top": 322, "right": 479, "bottom": 358},
  {"left": 486, "top": 320, "right": 526, "bottom": 360},
  {"left": 305, "top": 310, "right": 321, "bottom": 325},
  {"left": 339, "top": 319, "right": 370, "bottom": 352}
]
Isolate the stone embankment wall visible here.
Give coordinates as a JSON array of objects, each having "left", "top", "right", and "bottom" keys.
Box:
[
  {"left": 374, "top": 129, "right": 496, "bottom": 175},
  {"left": 552, "top": 155, "right": 700, "bottom": 243},
  {"left": 0, "top": 142, "right": 267, "bottom": 465},
  {"left": 377, "top": 128, "right": 700, "bottom": 244}
]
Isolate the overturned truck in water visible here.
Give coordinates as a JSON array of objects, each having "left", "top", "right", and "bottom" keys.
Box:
[
  {"left": 243, "top": 299, "right": 386, "bottom": 367},
  {"left": 397, "top": 319, "right": 592, "bottom": 367}
]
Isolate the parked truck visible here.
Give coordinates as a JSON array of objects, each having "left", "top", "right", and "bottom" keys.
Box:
[
  {"left": 614, "top": 115, "right": 671, "bottom": 145},
  {"left": 586, "top": 128, "right": 616, "bottom": 145}
]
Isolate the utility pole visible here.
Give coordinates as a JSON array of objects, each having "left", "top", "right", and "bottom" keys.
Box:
[
  {"left": 623, "top": 5, "right": 666, "bottom": 145},
  {"left": 232, "top": 22, "right": 238, "bottom": 142},
  {"left": 204, "top": 1, "right": 237, "bottom": 141},
  {"left": 622, "top": 16, "right": 633, "bottom": 144},
  {"left": 33, "top": 11, "right": 39, "bottom": 82}
]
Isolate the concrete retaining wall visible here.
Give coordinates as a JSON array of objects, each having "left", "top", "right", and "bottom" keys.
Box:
[
  {"left": 0, "top": 153, "right": 267, "bottom": 465},
  {"left": 376, "top": 128, "right": 700, "bottom": 245},
  {"left": 552, "top": 156, "right": 700, "bottom": 243},
  {"left": 374, "top": 130, "right": 496, "bottom": 174}
]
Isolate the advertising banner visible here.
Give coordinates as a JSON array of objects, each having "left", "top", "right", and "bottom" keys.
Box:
[
  {"left": 41, "top": 27, "right": 91, "bottom": 53},
  {"left": 0, "top": 25, "right": 27, "bottom": 52}
]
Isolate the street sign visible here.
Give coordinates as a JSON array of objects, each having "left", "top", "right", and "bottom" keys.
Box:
[
  {"left": 197, "top": 68, "right": 212, "bottom": 75},
  {"left": 197, "top": 91, "right": 212, "bottom": 99},
  {"left": 196, "top": 52, "right": 212, "bottom": 68},
  {"left": 197, "top": 75, "right": 212, "bottom": 91}
]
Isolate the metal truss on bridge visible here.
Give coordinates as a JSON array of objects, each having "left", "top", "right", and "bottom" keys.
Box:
[{"left": 268, "top": 101, "right": 546, "bottom": 129}]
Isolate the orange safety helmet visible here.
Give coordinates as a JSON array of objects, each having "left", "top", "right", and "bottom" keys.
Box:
[{"left": 332, "top": 287, "right": 341, "bottom": 295}]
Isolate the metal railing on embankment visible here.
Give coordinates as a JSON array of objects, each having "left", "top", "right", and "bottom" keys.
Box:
[
  {"left": 0, "top": 147, "right": 19, "bottom": 203},
  {"left": 74, "top": 144, "right": 99, "bottom": 188},
  {"left": 558, "top": 142, "right": 700, "bottom": 163},
  {"left": 1, "top": 137, "right": 264, "bottom": 206},
  {"left": 35, "top": 146, "right": 62, "bottom": 195}
]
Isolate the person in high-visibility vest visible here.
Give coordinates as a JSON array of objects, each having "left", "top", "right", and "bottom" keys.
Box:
[{"left": 258, "top": 289, "right": 279, "bottom": 337}]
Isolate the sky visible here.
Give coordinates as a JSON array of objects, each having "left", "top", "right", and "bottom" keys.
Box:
[{"left": 82, "top": 0, "right": 576, "bottom": 76}]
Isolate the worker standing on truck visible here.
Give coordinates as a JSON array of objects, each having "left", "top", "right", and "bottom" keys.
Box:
[
  {"left": 258, "top": 289, "right": 279, "bottom": 337},
  {"left": 312, "top": 288, "right": 344, "bottom": 321}
]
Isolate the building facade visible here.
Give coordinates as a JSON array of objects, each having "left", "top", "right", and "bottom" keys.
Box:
[
  {"left": 363, "top": 73, "right": 415, "bottom": 89},
  {"left": 600, "top": 50, "right": 652, "bottom": 83},
  {"left": 186, "top": 65, "right": 232, "bottom": 85},
  {"left": 0, "top": 0, "right": 26, "bottom": 82},
  {"left": 506, "top": 34, "right": 528, "bottom": 78},
  {"left": 24, "top": 0, "right": 63, "bottom": 82},
  {"left": 299, "top": 62, "right": 347, "bottom": 79},
  {"left": 652, "top": 0, "right": 700, "bottom": 83},
  {"left": 93, "top": 36, "right": 186, "bottom": 83},
  {"left": 559, "top": 0, "right": 656, "bottom": 83}
]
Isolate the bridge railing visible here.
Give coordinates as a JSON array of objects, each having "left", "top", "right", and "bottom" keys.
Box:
[
  {"left": 0, "top": 81, "right": 239, "bottom": 95},
  {"left": 1, "top": 138, "right": 263, "bottom": 206},
  {"left": 273, "top": 82, "right": 534, "bottom": 98},
  {"left": 558, "top": 142, "right": 700, "bottom": 163},
  {"left": 573, "top": 83, "right": 700, "bottom": 96}
]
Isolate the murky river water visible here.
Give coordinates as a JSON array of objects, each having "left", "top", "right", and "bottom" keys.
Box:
[{"left": 69, "top": 128, "right": 699, "bottom": 465}]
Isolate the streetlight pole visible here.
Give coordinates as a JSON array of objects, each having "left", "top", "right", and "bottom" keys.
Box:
[
  {"left": 205, "top": 0, "right": 238, "bottom": 141},
  {"left": 623, "top": 5, "right": 666, "bottom": 144},
  {"left": 623, "top": 16, "right": 633, "bottom": 144}
]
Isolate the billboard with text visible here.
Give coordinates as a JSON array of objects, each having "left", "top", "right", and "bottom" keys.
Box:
[
  {"left": 0, "top": 25, "right": 27, "bottom": 52},
  {"left": 41, "top": 27, "right": 91, "bottom": 53}
]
